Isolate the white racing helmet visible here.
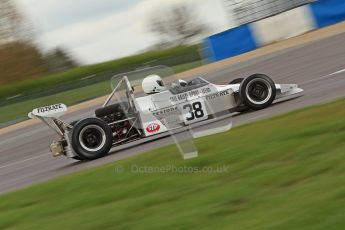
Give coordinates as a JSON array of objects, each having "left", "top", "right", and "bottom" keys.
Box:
[{"left": 142, "top": 75, "right": 166, "bottom": 94}]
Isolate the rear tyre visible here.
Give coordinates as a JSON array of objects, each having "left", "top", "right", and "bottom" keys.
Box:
[
  {"left": 229, "top": 78, "right": 244, "bottom": 85},
  {"left": 71, "top": 118, "right": 113, "bottom": 160},
  {"left": 239, "top": 74, "right": 276, "bottom": 110}
]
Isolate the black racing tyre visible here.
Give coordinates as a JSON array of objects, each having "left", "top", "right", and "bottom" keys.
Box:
[
  {"left": 229, "top": 78, "right": 244, "bottom": 85},
  {"left": 71, "top": 118, "right": 113, "bottom": 160},
  {"left": 239, "top": 74, "right": 276, "bottom": 110},
  {"left": 95, "top": 103, "right": 128, "bottom": 118}
]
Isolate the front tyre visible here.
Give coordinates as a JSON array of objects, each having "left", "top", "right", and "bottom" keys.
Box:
[
  {"left": 239, "top": 74, "right": 276, "bottom": 110},
  {"left": 71, "top": 118, "right": 113, "bottom": 160}
]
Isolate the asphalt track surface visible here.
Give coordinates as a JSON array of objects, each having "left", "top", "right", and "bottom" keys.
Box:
[{"left": 1, "top": 33, "right": 345, "bottom": 194}]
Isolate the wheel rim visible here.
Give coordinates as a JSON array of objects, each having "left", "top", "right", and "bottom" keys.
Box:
[
  {"left": 245, "top": 79, "right": 272, "bottom": 105},
  {"left": 79, "top": 125, "right": 106, "bottom": 152}
]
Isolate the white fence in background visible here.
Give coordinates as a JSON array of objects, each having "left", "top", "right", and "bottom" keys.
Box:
[{"left": 250, "top": 5, "right": 316, "bottom": 46}]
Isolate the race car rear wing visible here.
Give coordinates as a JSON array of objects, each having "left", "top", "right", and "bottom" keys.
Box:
[{"left": 28, "top": 103, "right": 72, "bottom": 137}]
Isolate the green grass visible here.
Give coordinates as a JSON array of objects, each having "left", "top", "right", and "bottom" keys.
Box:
[
  {"left": 1, "top": 99, "right": 344, "bottom": 229},
  {"left": 0, "top": 61, "right": 203, "bottom": 124}
]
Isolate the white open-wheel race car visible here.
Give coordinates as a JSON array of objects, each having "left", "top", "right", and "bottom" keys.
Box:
[{"left": 29, "top": 66, "right": 303, "bottom": 160}]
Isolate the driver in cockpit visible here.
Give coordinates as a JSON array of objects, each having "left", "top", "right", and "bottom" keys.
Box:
[{"left": 142, "top": 75, "right": 167, "bottom": 95}]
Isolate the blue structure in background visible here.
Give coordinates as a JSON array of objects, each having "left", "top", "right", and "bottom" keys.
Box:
[
  {"left": 311, "top": 0, "right": 345, "bottom": 28},
  {"left": 204, "top": 25, "right": 257, "bottom": 62},
  {"left": 204, "top": 0, "right": 345, "bottom": 62}
]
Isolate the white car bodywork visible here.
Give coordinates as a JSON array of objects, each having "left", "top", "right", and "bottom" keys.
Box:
[{"left": 29, "top": 72, "right": 303, "bottom": 160}]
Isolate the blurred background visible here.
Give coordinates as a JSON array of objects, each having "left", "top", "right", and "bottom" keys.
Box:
[{"left": 1, "top": 1, "right": 345, "bottom": 228}]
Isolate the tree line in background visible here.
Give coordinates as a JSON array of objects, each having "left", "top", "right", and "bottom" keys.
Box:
[
  {"left": 0, "top": 0, "right": 78, "bottom": 85},
  {"left": 148, "top": 4, "right": 208, "bottom": 49}
]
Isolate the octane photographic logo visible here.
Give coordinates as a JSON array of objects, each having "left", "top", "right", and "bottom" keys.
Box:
[
  {"left": 146, "top": 123, "right": 160, "bottom": 133},
  {"left": 114, "top": 164, "right": 230, "bottom": 175}
]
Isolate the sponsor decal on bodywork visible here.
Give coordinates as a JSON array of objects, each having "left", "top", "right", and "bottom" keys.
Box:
[
  {"left": 152, "top": 106, "right": 178, "bottom": 116},
  {"left": 170, "top": 87, "right": 212, "bottom": 103},
  {"left": 205, "top": 90, "right": 231, "bottom": 100},
  {"left": 151, "top": 106, "right": 183, "bottom": 130},
  {"left": 146, "top": 123, "right": 161, "bottom": 133},
  {"left": 36, "top": 104, "right": 64, "bottom": 114},
  {"left": 169, "top": 87, "right": 231, "bottom": 103}
]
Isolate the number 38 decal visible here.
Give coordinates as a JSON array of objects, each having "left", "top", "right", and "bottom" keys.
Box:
[{"left": 182, "top": 100, "right": 208, "bottom": 124}]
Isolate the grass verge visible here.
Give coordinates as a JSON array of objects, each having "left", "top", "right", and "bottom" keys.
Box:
[{"left": 0, "top": 99, "right": 344, "bottom": 229}]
